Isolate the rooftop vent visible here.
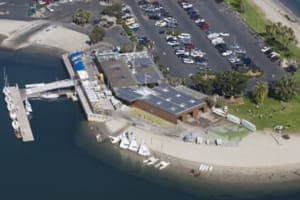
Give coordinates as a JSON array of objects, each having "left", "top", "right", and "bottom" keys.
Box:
[
  {"left": 166, "top": 98, "right": 171, "bottom": 102},
  {"left": 189, "top": 99, "right": 196, "bottom": 103},
  {"left": 176, "top": 94, "right": 181, "bottom": 97},
  {"left": 162, "top": 88, "right": 169, "bottom": 92}
]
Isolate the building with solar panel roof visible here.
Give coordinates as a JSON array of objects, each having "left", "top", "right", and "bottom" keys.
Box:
[{"left": 95, "top": 51, "right": 207, "bottom": 124}]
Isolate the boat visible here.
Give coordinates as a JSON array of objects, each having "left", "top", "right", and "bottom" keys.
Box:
[
  {"left": 109, "top": 135, "right": 121, "bottom": 144},
  {"left": 119, "top": 134, "right": 130, "bottom": 149},
  {"left": 155, "top": 161, "right": 170, "bottom": 170},
  {"left": 25, "top": 98, "right": 32, "bottom": 114},
  {"left": 128, "top": 137, "right": 139, "bottom": 152},
  {"left": 146, "top": 157, "right": 159, "bottom": 166},
  {"left": 25, "top": 83, "right": 45, "bottom": 88},
  {"left": 12, "top": 120, "right": 19, "bottom": 130},
  {"left": 138, "top": 142, "right": 151, "bottom": 156},
  {"left": 9, "top": 111, "right": 17, "bottom": 120},
  {"left": 4, "top": 96, "right": 12, "bottom": 104},
  {"left": 2, "top": 86, "right": 9, "bottom": 96},
  {"left": 41, "top": 93, "right": 59, "bottom": 99},
  {"left": 96, "top": 134, "right": 102, "bottom": 143},
  {"left": 7, "top": 103, "right": 14, "bottom": 111},
  {"left": 159, "top": 161, "right": 170, "bottom": 170}
]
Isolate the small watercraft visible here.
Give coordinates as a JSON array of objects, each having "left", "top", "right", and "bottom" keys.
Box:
[
  {"left": 9, "top": 111, "right": 17, "bottom": 120},
  {"left": 7, "top": 103, "right": 14, "bottom": 111},
  {"left": 155, "top": 161, "right": 170, "bottom": 170},
  {"left": 25, "top": 98, "right": 32, "bottom": 114},
  {"left": 41, "top": 93, "right": 59, "bottom": 99},
  {"left": 109, "top": 135, "right": 121, "bottom": 144},
  {"left": 119, "top": 134, "right": 130, "bottom": 149},
  {"left": 138, "top": 142, "right": 151, "bottom": 156},
  {"left": 2, "top": 86, "right": 9, "bottom": 95},
  {"left": 146, "top": 157, "right": 159, "bottom": 166},
  {"left": 12, "top": 120, "right": 19, "bottom": 130},
  {"left": 128, "top": 137, "right": 139, "bottom": 152},
  {"left": 4, "top": 96, "right": 12, "bottom": 104}
]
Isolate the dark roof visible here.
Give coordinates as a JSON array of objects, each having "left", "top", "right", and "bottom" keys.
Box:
[
  {"left": 115, "top": 84, "right": 204, "bottom": 116},
  {"left": 132, "top": 57, "right": 162, "bottom": 85},
  {"left": 100, "top": 59, "right": 137, "bottom": 88}
]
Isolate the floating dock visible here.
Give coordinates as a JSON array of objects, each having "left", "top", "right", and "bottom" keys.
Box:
[{"left": 7, "top": 86, "right": 34, "bottom": 142}]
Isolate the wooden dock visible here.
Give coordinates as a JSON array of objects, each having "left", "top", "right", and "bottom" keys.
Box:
[{"left": 8, "top": 86, "right": 34, "bottom": 142}]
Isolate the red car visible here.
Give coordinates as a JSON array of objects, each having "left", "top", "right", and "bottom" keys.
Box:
[
  {"left": 185, "top": 44, "right": 196, "bottom": 50},
  {"left": 200, "top": 24, "right": 210, "bottom": 30}
]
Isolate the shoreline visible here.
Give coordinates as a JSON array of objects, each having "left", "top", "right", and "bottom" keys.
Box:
[
  {"left": 0, "top": 19, "right": 90, "bottom": 52},
  {"left": 94, "top": 119, "right": 300, "bottom": 184},
  {"left": 249, "top": 0, "right": 300, "bottom": 47}
]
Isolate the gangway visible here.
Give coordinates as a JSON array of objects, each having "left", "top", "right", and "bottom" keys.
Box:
[{"left": 25, "top": 79, "right": 75, "bottom": 95}]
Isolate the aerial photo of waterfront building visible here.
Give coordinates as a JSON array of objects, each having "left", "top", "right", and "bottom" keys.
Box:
[{"left": 1, "top": 0, "right": 300, "bottom": 199}]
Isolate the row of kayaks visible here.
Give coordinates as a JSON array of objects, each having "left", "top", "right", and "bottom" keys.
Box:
[
  {"left": 143, "top": 157, "right": 170, "bottom": 170},
  {"left": 3, "top": 86, "right": 22, "bottom": 139},
  {"left": 109, "top": 132, "right": 151, "bottom": 156}
]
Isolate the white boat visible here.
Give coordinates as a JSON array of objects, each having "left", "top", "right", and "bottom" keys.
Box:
[
  {"left": 7, "top": 103, "right": 14, "bottom": 111},
  {"left": 155, "top": 161, "right": 170, "bottom": 170},
  {"left": 138, "top": 142, "right": 151, "bottom": 156},
  {"left": 159, "top": 161, "right": 170, "bottom": 170},
  {"left": 2, "top": 87, "right": 9, "bottom": 95},
  {"left": 12, "top": 120, "right": 19, "bottom": 130},
  {"left": 109, "top": 135, "right": 121, "bottom": 144},
  {"left": 146, "top": 157, "right": 159, "bottom": 166},
  {"left": 41, "top": 93, "right": 59, "bottom": 99},
  {"left": 119, "top": 134, "right": 130, "bottom": 149},
  {"left": 4, "top": 96, "right": 12, "bottom": 104},
  {"left": 9, "top": 111, "right": 17, "bottom": 120},
  {"left": 25, "top": 98, "right": 32, "bottom": 113},
  {"left": 128, "top": 138, "right": 139, "bottom": 152}
]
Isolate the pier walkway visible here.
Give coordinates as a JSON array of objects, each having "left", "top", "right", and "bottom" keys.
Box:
[
  {"left": 25, "top": 79, "right": 74, "bottom": 96},
  {"left": 62, "top": 53, "right": 110, "bottom": 122},
  {"left": 8, "top": 86, "right": 34, "bottom": 142}
]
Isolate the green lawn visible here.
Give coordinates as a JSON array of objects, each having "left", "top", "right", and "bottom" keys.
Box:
[
  {"left": 224, "top": 0, "right": 300, "bottom": 59},
  {"left": 208, "top": 125, "right": 249, "bottom": 142},
  {"left": 228, "top": 94, "right": 300, "bottom": 132}
]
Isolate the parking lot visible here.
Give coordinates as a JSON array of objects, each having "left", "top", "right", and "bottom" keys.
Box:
[{"left": 125, "top": 0, "right": 285, "bottom": 81}]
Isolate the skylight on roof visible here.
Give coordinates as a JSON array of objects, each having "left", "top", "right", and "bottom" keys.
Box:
[
  {"left": 189, "top": 99, "right": 196, "bottom": 103},
  {"left": 162, "top": 88, "right": 169, "bottom": 92},
  {"left": 176, "top": 94, "right": 181, "bottom": 97},
  {"left": 170, "top": 107, "right": 176, "bottom": 111},
  {"left": 166, "top": 98, "right": 171, "bottom": 102}
]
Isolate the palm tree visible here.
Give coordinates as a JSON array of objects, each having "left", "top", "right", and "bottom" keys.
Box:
[
  {"left": 253, "top": 81, "right": 269, "bottom": 104},
  {"left": 273, "top": 76, "right": 299, "bottom": 102}
]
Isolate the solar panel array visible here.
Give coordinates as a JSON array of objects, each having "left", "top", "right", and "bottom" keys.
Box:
[{"left": 115, "top": 84, "right": 203, "bottom": 116}]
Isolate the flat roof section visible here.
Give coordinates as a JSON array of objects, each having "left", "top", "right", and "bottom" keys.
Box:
[
  {"left": 132, "top": 57, "right": 162, "bottom": 85},
  {"left": 115, "top": 84, "right": 204, "bottom": 116},
  {"left": 100, "top": 59, "right": 137, "bottom": 88}
]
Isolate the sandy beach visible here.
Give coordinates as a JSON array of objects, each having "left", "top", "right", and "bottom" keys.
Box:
[
  {"left": 250, "top": 0, "right": 300, "bottom": 47},
  {"left": 99, "top": 118, "right": 300, "bottom": 183},
  {"left": 0, "top": 19, "right": 89, "bottom": 52}
]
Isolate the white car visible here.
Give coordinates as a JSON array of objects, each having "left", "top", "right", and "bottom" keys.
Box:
[
  {"left": 167, "top": 40, "right": 180, "bottom": 46},
  {"left": 207, "top": 33, "right": 220, "bottom": 40},
  {"left": 191, "top": 50, "right": 206, "bottom": 58},
  {"left": 222, "top": 50, "right": 233, "bottom": 56},
  {"left": 181, "top": 3, "right": 193, "bottom": 9},
  {"left": 155, "top": 20, "right": 167, "bottom": 27},
  {"left": 219, "top": 32, "right": 230, "bottom": 37},
  {"left": 211, "top": 37, "right": 225, "bottom": 45},
  {"left": 128, "top": 23, "right": 140, "bottom": 30},
  {"left": 261, "top": 46, "right": 271, "bottom": 53},
  {"left": 183, "top": 57, "right": 194, "bottom": 64},
  {"left": 166, "top": 35, "right": 177, "bottom": 40},
  {"left": 195, "top": 18, "right": 205, "bottom": 24},
  {"left": 178, "top": 33, "right": 191, "bottom": 39}
]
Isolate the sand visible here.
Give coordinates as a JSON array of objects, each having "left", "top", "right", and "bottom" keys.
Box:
[
  {"left": 250, "top": 0, "right": 300, "bottom": 47},
  {"left": 0, "top": 19, "right": 89, "bottom": 52}
]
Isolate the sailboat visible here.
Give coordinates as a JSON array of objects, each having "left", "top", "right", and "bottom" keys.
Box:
[
  {"left": 138, "top": 142, "right": 151, "bottom": 156},
  {"left": 128, "top": 137, "right": 139, "bottom": 152},
  {"left": 24, "top": 98, "right": 32, "bottom": 115},
  {"left": 119, "top": 133, "right": 130, "bottom": 149}
]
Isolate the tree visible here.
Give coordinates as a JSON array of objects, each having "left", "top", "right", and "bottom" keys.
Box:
[
  {"left": 233, "top": 0, "right": 245, "bottom": 13},
  {"left": 214, "top": 71, "right": 248, "bottom": 98},
  {"left": 73, "top": 8, "right": 91, "bottom": 25},
  {"left": 89, "top": 26, "right": 106, "bottom": 44},
  {"left": 101, "top": 3, "right": 122, "bottom": 18},
  {"left": 191, "top": 73, "right": 215, "bottom": 95},
  {"left": 272, "top": 76, "right": 299, "bottom": 102},
  {"left": 253, "top": 81, "right": 269, "bottom": 104}
]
